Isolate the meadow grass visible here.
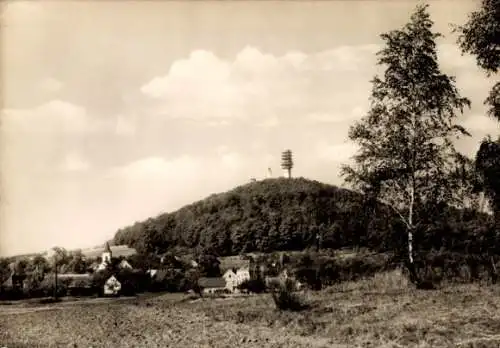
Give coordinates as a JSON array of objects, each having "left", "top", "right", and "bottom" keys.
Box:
[{"left": 2, "top": 270, "right": 500, "bottom": 347}]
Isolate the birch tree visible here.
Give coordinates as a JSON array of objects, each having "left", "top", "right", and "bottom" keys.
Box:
[{"left": 341, "top": 5, "right": 471, "bottom": 284}]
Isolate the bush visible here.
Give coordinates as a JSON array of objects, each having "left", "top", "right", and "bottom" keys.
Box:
[
  {"left": 237, "top": 278, "right": 266, "bottom": 293},
  {"left": 270, "top": 278, "right": 308, "bottom": 312}
]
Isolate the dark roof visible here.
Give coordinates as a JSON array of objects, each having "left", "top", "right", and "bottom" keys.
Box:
[
  {"left": 68, "top": 276, "right": 93, "bottom": 288},
  {"left": 219, "top": 257, "right": 250, "bottom": 273},
  {"left": 198, "top": 277, "right": 226, "bottom": 289}
]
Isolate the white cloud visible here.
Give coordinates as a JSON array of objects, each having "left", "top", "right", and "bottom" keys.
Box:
[
  {"left": 140, "top": 43, "right": 483, "bottom": 129},
  {"left": 140, "top": 45, "right": 381, "bottom": 124},
  {"left": 2, "top": 100, "right": 89, "bottom": 134},
  {"left": 315, "top": 141, "right": 359, "bottom": 163}
]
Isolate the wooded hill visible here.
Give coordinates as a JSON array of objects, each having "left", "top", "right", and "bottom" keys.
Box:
[{"left": 113, "top": 178, "right": 494, "bottom": 258}]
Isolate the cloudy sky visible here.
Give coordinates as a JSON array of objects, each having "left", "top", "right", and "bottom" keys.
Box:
[{"left": 1, "top": 0, "right": 496, "bottom": 256}]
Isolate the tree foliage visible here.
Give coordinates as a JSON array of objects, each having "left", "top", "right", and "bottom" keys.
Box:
[
  {"left": 455, "top": 0, "right": 500, "bottom": 77},
  {"left": 110, "top": 177, "right": 491, "bottom": 262},
  {"left": 341, "top": 5, "right": 471, "bottom": 270},
  {"left": 456, "top": 0, "right": 500, "bottom": 221}
]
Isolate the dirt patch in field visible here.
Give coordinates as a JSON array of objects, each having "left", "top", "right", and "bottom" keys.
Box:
[{"left": 0, "top": 293, "right": 342, "bottom": 348}]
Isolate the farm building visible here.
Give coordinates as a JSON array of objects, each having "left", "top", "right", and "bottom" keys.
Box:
[
  {"left": 218, "top": 256, "right": 251, "bottom": 273},
  {"left": 66, "top": 274, "right": 94, "bottom": 296},
  {"left": 223, "top": 270, "right": 237, "bottom": 292},
  {"left": 198, "top": 277, "right": 229, "bottom": 295},
  {"left": 223, "top": 267, "right": 251, "bottom": 292}
]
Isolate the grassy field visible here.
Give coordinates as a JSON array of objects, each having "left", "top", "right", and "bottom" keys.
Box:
[{"left": 1, "top": 269, "right": 500, "bottom": 348}]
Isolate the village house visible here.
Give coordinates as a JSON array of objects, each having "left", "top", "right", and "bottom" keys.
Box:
[
  {"left": 223, "top": 267, "right": 251, "bottom": 292},
  {"left": 146, "top": 269, "right": 158, "bottom": 278},
  {"left": 222, "top": 269, "right": 237, "bottom": 292},
  {"left": 104, "top": 275, "right": 121, "bottom": 296},
  {"left": 198, "top": 277, "right": 229, "bottom": 295},
  {"left": 63, "top": 274, "right": 94, "bottom": 296},
  {"left": 119, "top": 259, "right": 133, "bottom": 270}
]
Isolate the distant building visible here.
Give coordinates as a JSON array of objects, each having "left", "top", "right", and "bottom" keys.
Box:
[
  {"left": 95, "top": 242, "right": 113, "bottom": 272},
  {"left": 64, "top": 274, "right": 93, "bottom": 296},
  {"left": 198, "top": 277, "right": 228, "bottom": 295},
  {"left": 222, "top": 270, "right": 237, "bottom": 292},
  {"left": 104, "top": 275, "right": 121, "bottom": 296},
  {"left": 146, "top": 269, "right": 158, "bottom": 278},
  {"left": 223, "top": 267, "right": 251, "bottom": 292},
  {"left": 119, "top": 259, "right": 133, "bottom": 270}
]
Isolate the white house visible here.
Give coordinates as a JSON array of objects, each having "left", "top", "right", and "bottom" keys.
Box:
[
  {"left": 119, "top": 259, "right": 132, "bottom": 269},
  {"left": 104, "top": 275, "right": 121, "bottom": 295},
  {"left": 146, "top": 269, "right": 158, "bottom": 278},
  {"left": 223, "top": 267, "right": 251, "bottom": 292},
  {"left": 223, "top": 269, "right": 238, "bottom": 292},
  {"left": 236, "top": 267, "right": 251, "bottom": 284}
]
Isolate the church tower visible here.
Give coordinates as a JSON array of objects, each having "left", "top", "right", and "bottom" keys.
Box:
[{"left": 102, "top": 242, "right": 112, "bottom": 264}]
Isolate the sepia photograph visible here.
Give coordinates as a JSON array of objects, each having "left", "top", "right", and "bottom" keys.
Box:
[{"left": 1, "top": 0, "right": 499, "bottom": 346}]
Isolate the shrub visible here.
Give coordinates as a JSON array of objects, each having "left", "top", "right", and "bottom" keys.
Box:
[
  {"left": 270, "top": 278, "right": 308, "bottom": 312},
  {"left": 237, "top": 278, "right": 266, "bottom": 293}
]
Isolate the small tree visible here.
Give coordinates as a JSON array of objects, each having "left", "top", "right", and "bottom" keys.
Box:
[
  {"left": 49, "top": 247, "right": 69, "bottom": 299},
  {"left": 271, "top": 278, "right": 308, "bottom": 311},
  {"left": 341, "top": 5, "right": 471, "bottom": 286}
]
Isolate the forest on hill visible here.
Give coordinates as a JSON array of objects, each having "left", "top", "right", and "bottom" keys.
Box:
[{"left": 113, "top": 177, "right": 494, "bottom": 258}]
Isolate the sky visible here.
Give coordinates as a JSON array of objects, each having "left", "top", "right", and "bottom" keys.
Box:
[{"left": 1, "top": 0, "right": 497, "bottom": 256}]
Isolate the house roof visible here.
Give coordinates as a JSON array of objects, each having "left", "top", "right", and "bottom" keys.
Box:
[
  {"left": 68, "top": 276, "right": 93, "bottom": 288},
  {"left": 198, "top": 277, "right": 226, "bottom": 289},
  {"left": 119, "top": 260, "right": 132, "bottom": 268},
  {"left": 106, "top": 275, "right": 120, "bottom": 284},
  {"left": 219, "top": 257, "right": 250, "bottom": 273},
  {"left": 58, "top": 273, "right": 92, "bottom": 280}
]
